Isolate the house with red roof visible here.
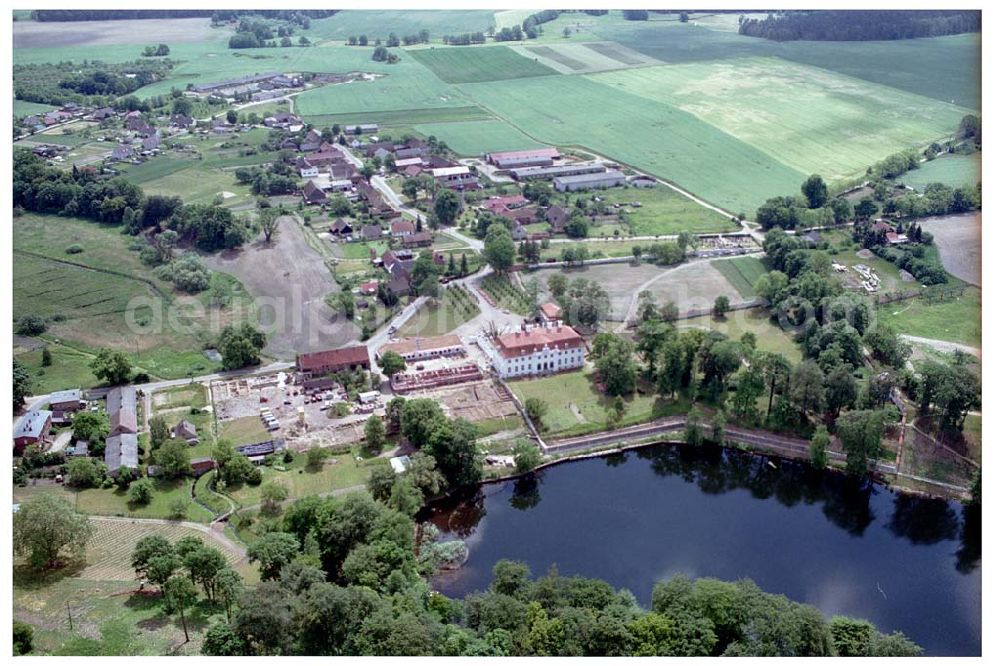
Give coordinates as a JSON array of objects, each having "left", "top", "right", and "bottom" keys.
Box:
[{"left": 481, "top": 321, "right": 585, "bottom": 378}]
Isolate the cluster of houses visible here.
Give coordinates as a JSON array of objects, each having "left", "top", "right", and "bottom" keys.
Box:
[{"left": 190, "top": 71, "right": 303, "bottom": 100}]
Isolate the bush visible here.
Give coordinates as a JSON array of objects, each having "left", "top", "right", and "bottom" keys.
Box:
[
  {"left": 13, "top": 621, "right": 34, "bottom": 655},
  {"left": 65, "top": 244, "right": 84, "bottom": 254},
  {"left": 170, "top": 253, "right": 212, "bottom": 293},
  {"left": 127, "top": 477, "right": 154, "bottom": 505},
  {"left": 168, "top": 497, "right": 190, "bottom": 520},
  {"left": 15, "top": 314, "right": 47, "bottom": 336}
]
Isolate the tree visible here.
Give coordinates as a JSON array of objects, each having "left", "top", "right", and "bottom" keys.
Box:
[
  {"left": 388, "top": 478, "right": 423, "bottom": 517},
  {"left": 218, "top": 323, "right": 266, "bottom": 370},
  {"left": 41, "top": 346, "right": 52, "bottom": 367},
  {"left": 72, "top": 409, "right": 109, "bottom": 443},
  {"left": 595, "top": 338, "right": 637, "bottom": 397},
  {"left": 259, "top": 207, "right": 281, "bottom": 243},
  {"left": 514, "top": 440, "right": 542, "bottom": 474},
  {"left": 426, "top": 418, "right": 483, "bottom": 489},
  {"left": 810, "top": 428, "right": 830, "bottom": 470},
  {"left": 14, "top": 359, "right": 32, "bottom": 410},
  {"left": 247, "top": 531, "right": 300, "bottom": 581},
  {"left": 261, "top": 481, "right": 289, "bottom": 514},
  {"left": 483, "top": 223, "right": 516, "bottom": 273},
  {"left": 376, "top": 350, "right": 406, "bottom": 378},
  {"left": 164, "top": 575, "right": 198, "bottom": 643},
  {"left": 547, "top": 273, "right": 568, "bottom": 300},
  {"left": 13, "top": 494, "right": 93, "bottom": 569},
  {"left": 788, "top": 360, "right": 825, "bottom": 419},
  {"left": 215, "top": 567, "right": 243, "bottom": 622},
  {"left": 401, "top": 398, "right": 446, "bottom": 446},
  {"left": 149, "top": 415, "right": 169, "bottom": 448},
  {"left": 685, "top": 414, "right": 703, "bottom": 447},
  {"left": 837, "top": 409, "right": 888, "bottom": 478},
  {"left": 824, "top": 364, "right": 857, "bottom": 418},
  {"left": 801, "top": 174, "right": 829, "bottom": 208},
  {"left": 226, "top": 109, "right": 238, "bottom": 124},
  {"left": 66, "top": 457, "right": 102, "bottom": 488},
  {"left": 434, "top": 189, "right": 461, "bottom": 226},
  {"left": 365, "top": 415, "right": 387, "bottom": 453},
  {"left": 759, "top": 352, "right": 792, "bottom": 420},
  {"left": 524, "top": 397, "right": 548, "bottom": 429},
  {"left": 13, "top": 621, "right": 34, "bottom": 655},
  {"left": 713, "top": 295, "right": 730, "bottom": 317},
  {"left": 15, "top": 313, "right": 47, "bottom": 336},
  {"left": 367, "top": 465, "right": 398, "bottom": 502},
  {"left": 132, "top": 534, "right": 174, "bottom": 580},
  {"left": 404, "top": 451, "right": 445, "bottom": 498},
  {"left": 90, "top": 348, "right": 132, "bottom": 385},
  {"left": 128, "top": 478, "right": 155, "bottom": 505}
]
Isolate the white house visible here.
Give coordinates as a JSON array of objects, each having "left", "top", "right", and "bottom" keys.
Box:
[{"left": 481, "top": 322, "right": 586, "bottom": 379}]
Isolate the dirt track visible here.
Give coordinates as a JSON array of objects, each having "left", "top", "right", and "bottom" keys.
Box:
[{"left": 201, "top": 216, "right": 358, "bottom": 360}]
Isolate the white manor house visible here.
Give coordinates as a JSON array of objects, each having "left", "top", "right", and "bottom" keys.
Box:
[{"left": 481, "top": 321, "right": 586, "bottom": 379}]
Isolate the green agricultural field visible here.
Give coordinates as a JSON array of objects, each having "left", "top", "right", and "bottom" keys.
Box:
[
  {"left": 301, "top": 105, "right": 491, "bottom": 127},
  {"left": 13, "top": 99, "right": 57, "bottom": 117},
  {"left": 592, "top": 58, "right": 971, "bottom": 183},
  {"left": 459, "top": 74, "right": 805, "bottom": 214},
  {"left": 510, "top": 369, "right": 688, "bottom": 437},
  {"left": 306, "top": 10, "right": 495, "bottom": 42},
  {"left": 879, "top": 287, "right": 981, "bottom": 348},
  {"left": 116, "top": 156, "right": 200, "bottom": 184},
  {"left": 410, "top": 45, "right": 559, "bottom": 84},
  {"left": 594, "top": 20, "right": 981, "bottom": 109},
  {"left": 711, "top": 256, "right": 767, "bottom": 298},
  {"left": 413, "top": 119, "right": 545, "bottom": 156},
  {"left": 898, "top": 152, "right": 982, "bottom": 190},
  {"left": 494, "top": 9, "right": 535, "bottom": 30},
  {"left": 680, "top": 309, "right": 802, "bottom": 362},
  {"left": 514, "top": 41, "right": 659, "bottom": 74}
]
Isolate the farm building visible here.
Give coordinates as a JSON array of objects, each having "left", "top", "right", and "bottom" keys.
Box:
[
  {"left": 297, "top": 346, "right": 371, "bottom": 376},
  {"left": 510, "top": 162, "right": 606, "bottom": 182},
  {"left": 487, "top": 148, "right": 560, "bottom": 166},
  {"left": 546, "top": 205, "right": 570, "bottom": 232},
  {"left": 431, "top": 166, "right": 479, "bottom": 190},
  {"left": 301, "top": 376, "right": 336, "bottom": 395},
  {"left": 630, "top": 176, "right": 657, "bottom": 188},
  {"left": 538, "top": 302, "right": 563, "bottom": 323},
  {"left": 330, "top": 218, "right": 353, "bottom": 237},
  {"left": 377, "top": 334, "right": 465, "bottom": 363},
  {"left": 391, "top": 219, "right": 416, "bottom": 237},
  {"left": 172, "top": 420, "right": 199, "bottom": 444},
  {"left": 553, "top": 170, "right": 626, "bottom": 192},
  {"left": 394, "top": 157, "right": 423, "bottom": 170},
  {"left": 105, "top": 433, "right": 139, "bottom": 475},
  {"left": 235, "top": 439, "right": 286, "bottom": 462},
  {"left": 360, "top": 224, "right": 383, "bottom": 242},
  {"left": 302, "top": 180, "right": 328, "bottom": 205},
  {"left": 48, "top": 388, "right": 85, "bottom": 424},
  {"left": 297, "top": 157, "right": 319, "bottom": 177},
  {"left": 107, "top": 387, "right": 138, "bottom": 437},
  {"left": 401, "top": 231, "right": 433, "bottom": 248},
  {"left": 191, "top": 457, "right": 216, "bottom": 477},
  {"left": 13, "top": 410, "right": 52, "bottom": 453},
  {"left": 191, "top": 72, "right": 284, "bottom": 94},
  {"left": 345, "top": 123, "right": 379, "bottom": 134},
  {"left": 360, "top": 280, "right": 379, "bottom": 295},
  {"left": 481, "top": 321, "right": 586, "bottom": 379}
]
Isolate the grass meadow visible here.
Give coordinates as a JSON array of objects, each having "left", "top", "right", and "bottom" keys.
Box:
[
  {"left": 711, "top": 256, "right": 768, "bottom": 299},
  {"left": 898, "top": 152, "right": 982, "bottom": 190},
  {"left": 879, "top": 287, "right": 982, "bottom": 348},
  {"left": 413, "top": 119, "right": 545, "bottom": 155}
]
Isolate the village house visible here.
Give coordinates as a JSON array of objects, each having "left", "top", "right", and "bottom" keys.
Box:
[
  {"left": 111, "top": 144, "right": 135, "bottom": 162},
  {"left": 302, "top": 180, "right": 328, "bottom": 205},
  {"left": 329, "top": 218, "right": 353, "bottom": 238},
  {"left": 297, "top": 156, "right": 319, "bottom": 178},
  {"left": 300, "top": 129, "right": 323, "bottom": 152},
  {"left": 91, "top": 107, "right": 117, "bottom": 121},
  {"left": 172, "top": 420, "right": 199, "bottom": 444},
  {"left": 360, "top": 224, "right": 383, "bottom": 242},
  {"left": 377, "top": 334, "right": 465, "bottom": 363},
  {"left": 105, "top": 433, "right": 139, "bottom": 475},
  {"left": 107, "top": 386, "right": 138, "bottom": 437},
  {"left": 170, "top": 113, "right": 195, "bottom": 129},
  {"left": 401, "top": 231, "right": 433, "bottom": 249},
  {"left": 538, "top": 302, "right": 563, "bottom": 323},
  {"left": 401, "top": 164, "right": 424, "bottom": 178},
  {"left": 546, "top": 205, "right": 570, "bottom": 232},
  {"left": 481, "top": 321, "right": 586, "bottom": 379},
  {"left": 13, "top": 410, "right": 52, "bottom": 454},
  {"left": 390, "top": 219, "right": 416, "bottom": 237},
  {"left": 296, "top": 346, "right": 371, "bottom": 376},
  {"left": 360, "top": 280, "right": 379, "bottom": 295}
]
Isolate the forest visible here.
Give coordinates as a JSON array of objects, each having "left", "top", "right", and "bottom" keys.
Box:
[{"left": 738, "top": 10, "right": 981, "bottom": 41}]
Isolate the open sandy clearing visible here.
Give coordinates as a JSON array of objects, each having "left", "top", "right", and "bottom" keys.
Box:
[
  {"left": 919, "top": 212, "right": 981, "bottom": 286},
  {"left": 200, "top": 216, "right": 358, "bottom": 359}
]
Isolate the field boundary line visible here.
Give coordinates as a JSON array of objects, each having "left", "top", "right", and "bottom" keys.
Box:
[{"left": 14, "top": 248, "right": 172, "bottom": 300}]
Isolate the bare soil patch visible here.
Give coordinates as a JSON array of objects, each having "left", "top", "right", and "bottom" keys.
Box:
[
  {"left": 201, "top": 217, "right": 358, "bottom": 359},
  {"left": 919, "top": 212, "right": 981, "bottom": 286}
]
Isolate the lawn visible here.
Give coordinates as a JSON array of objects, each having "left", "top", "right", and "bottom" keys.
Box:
[
  {"left": 680, "top": 309, "right": 803, "bottom": 362},
  {"left": 897, "top": 152, "right": 982, "bottom": 191},
  {"left": 879, "top": 287, "right": 981, "bottom": 348},
  {"left": 410, "top": 45, "right": 559, "bottom": 84},
  {"left": 396, "top": 285, "right": 480, "bottom": 337},
  {"left": 14, "top": 99, "right": 57, "bottom": 117},
  {"left": 139, "top": 162, "right": 254, "bottom": 207},
  {"left": 458, "top": 74, "right": 805, "bottom": 214},
  {"left": 14, "top": 342, "right": 100, "bottom": 394},
  {"left": 510, "top": 369, "right": 688, "bottom": 437},
  {"left": 413, "top": 119, "right": 546, "bottom": 156},
  {"left": 711, "top": 256, "right": 767, "bottom": 298},
  {"left": 224, "top": 452, "right": 382, "bottom": 506},
  {"left": 217, "top": 415, "right": 269, "bottom": 446},
  {"left": 591, "top": 58, "right": 971, "bottom": 183},
  {"left": 580, "top": 185, "right": 733, "bottom": 236},
  {"left": 13, "top": 479, "right": 213, "bottom": 523}
]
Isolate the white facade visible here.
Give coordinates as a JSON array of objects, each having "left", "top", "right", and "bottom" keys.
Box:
[{"left": 480, "top": 336, "right": 585, "bottom": 379}]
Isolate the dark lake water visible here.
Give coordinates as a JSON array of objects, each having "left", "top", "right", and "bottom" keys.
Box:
[{"left": 427, "top": 444, "right": 981, "bottom": 656}]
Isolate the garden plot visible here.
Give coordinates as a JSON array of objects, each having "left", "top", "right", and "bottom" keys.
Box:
[{"left": 77, "top": 519, "right": 243, "bottom": 582}]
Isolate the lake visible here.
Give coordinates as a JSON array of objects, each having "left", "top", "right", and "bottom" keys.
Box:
[{"left": 426, "top": 444, "right": 981, "bottom": 656}]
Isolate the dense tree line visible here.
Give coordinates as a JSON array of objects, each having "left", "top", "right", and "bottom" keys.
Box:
[
  {"left": 738, "top": 10, "right": 981, "bottom": 41},
  {"left": 522, "top": 10, "right": 561, "bottom": 33},
  {"left": 14, "top": 60, "right": 173, "bottom": 107},
  {"left": 442, "top": 32, "right": 487, "bottom": 46},
  {"left": 15, "top": 149, "right": 249, "bottom": 252},
  {"left": 192, "top": 481, "right": 922, "bottom": 656}
]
